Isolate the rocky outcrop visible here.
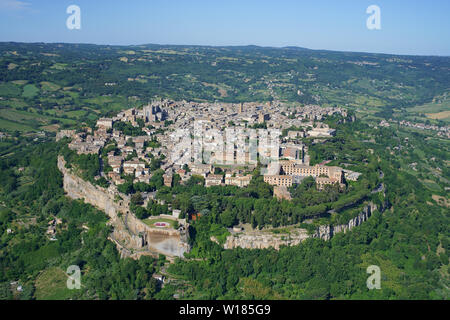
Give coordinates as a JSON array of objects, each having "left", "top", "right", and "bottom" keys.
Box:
[
  {"left": 224, "top": 228, "right": 310, "bottom": 250},
  {"left": 312, "top": 202, "right": 376, "bottom": 241},
  {"left": 58, "top": 156, "right": 190, "bottom": 259},
  {"left": 224, "top": 202, "right": 382, "bottom": 250}
]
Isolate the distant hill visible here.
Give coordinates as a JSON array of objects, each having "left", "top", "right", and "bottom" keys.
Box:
[{"left": 0, "top": 42, "right": 449, "bottom": 132}]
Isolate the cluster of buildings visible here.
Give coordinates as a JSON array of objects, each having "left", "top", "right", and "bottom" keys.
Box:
[
  {"left": 165, "top": 163, "right": 254, "bottom": 188},
  {"left": 284, "top": 124, "right": 336, "bottom": 140},
  {"left": 69, "top": 132, "right": 106, "bottom": 154},
  {"left": 204, "top": 173, "right": 253, "bottom": 188},
  {"left": 292, "top": 104, "right": 348, "bottom": 121},
  {"left": 397, "top": 120, "right": 450, "bottom": 139},
  {"left": 58, "top": 99, "right": 358, "bottom": 201},
  {"left": 64, "top": 129, "right": 106, "bottom": 155},
  {"left": 58, "top": 103, "right": 166, "bottom": 184},
  {"left": 377, "top": 119, "right": 450, "bottom": 139},
  {"left": 156, "top": 100, "right": 348, "bottom": 133}
]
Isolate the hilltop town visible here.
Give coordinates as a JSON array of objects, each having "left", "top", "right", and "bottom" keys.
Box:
[
  {"left": 1, "top": 41, "right": 448, "bottom": 301},
  {"left": 57, "top": 101, "right": 360, "bottom": 203},
  {"left": 54, "top": 100, "right": 367, "bottom": 258}
]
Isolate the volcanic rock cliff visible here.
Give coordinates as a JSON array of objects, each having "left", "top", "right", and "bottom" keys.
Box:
[
  {"left": 57, "top": 156, "right": 190, "bottom": 259},
  {"left": 224, "top": 202, "right": 380, "bottom": 250}
]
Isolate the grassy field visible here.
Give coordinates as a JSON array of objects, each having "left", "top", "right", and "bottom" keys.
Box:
[
  {"left": 0, "top": 82, "right": 22, "bottom": 97},
  {"left": 34, "top": 267, "right": 74, "bottom": 300},
  {"left": 1, "top": 108, "right": 45, "bottom": 122},
  {"left": 420, "top": 179, "right": 443, "bottom": 193},
  {"left": 50, "top": 63, "right": 67, "bottom": 70},
  {"left": 425, "top": 110, "right": 450, "bottom": 121},
  {"left": 408, "top": 94, "right": 450, "bottom": 122},
  {"left": 65, "top": 110, "right": 88, "bottom": 118},
  {"left": 40, "top": 124, "right": 60, "bottom": 132},
  {"left": 11, "top": 80, "right": 28, "bottom": 85},
  {"left": 40, "top": 81, "right": 61, "bottom": 92},
  {"left": 0, "top": 107, "right": 77, "bottom": 132},
  {"left": 22, "top": 84, "right": 39, "bottom": 98},
  {"left": 0, "top": 76, "right": 113, "bottom": 133},
  {"left": 143, "top": 217, "right": 176, "bottom": 228},
  {"left": 0, "top": 118, "right": 36, "bottom": 132},
  {"left": 409, "top": 98, "right": 450, "bottom": 114}
]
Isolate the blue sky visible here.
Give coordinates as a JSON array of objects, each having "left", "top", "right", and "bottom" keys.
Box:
[{"left": 0, "top": 0, "right": 449, "bottom": 56}]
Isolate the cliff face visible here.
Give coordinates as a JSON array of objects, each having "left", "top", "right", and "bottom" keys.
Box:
[
  {"left": 58, "top": 155, "right": 381, "bottom": 254},
  {"left": 224, "top": 202, "right": 380, "bottom": 250},
  {"left": 224, "top": 228, "right": 310, "bottom": 250},
  {"left": 57, "top": 156, "right": 190, "bottom": 259},
  {"left": 312, "top": 202, "right": 377, "bottom": 241}
]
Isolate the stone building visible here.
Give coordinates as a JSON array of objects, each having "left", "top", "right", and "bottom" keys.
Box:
[
  {"left": 96, "top": 118, "right": 114, "bottom": 130},
  {"left": 163, "top": 174, "right": 173, "bottom": 187},
  {"left": 225, "top": 174, "right": 252, "bottom": 187},
  {"left": 205, "top": 174, "right": 223, "bottom": 187},
  {"left": 263, "top": 175, "right": 294, "bottom": 187},
  {"left": 263, "top": 161, "right": 345, "bottom": 189},
  {"left": 280, "top": 162, "right": 343, "bottom": 182},
  {"left": 143, "top": 104, "right": 167, "bottom": 122},
  {"left": 189, "top": 163, "right": 212, "bottom": 176}
]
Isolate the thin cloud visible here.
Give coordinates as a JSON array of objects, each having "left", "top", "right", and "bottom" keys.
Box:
[{"left": 0, "top": 0, "right": 32, "bottom": 11}]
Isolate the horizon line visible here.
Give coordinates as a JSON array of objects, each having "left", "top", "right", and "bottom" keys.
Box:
[{"left": 1, "top": 40, "right": 449, "bottom": 58}]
